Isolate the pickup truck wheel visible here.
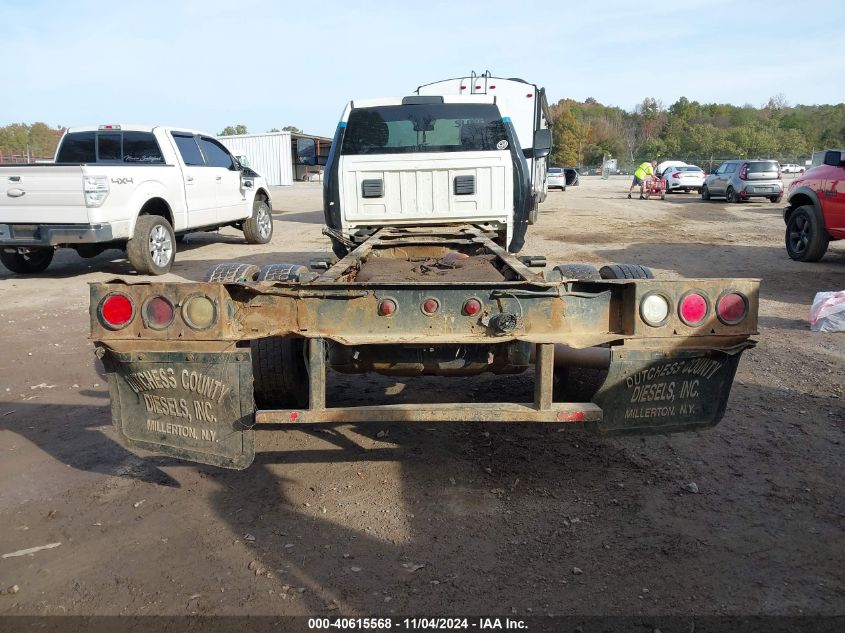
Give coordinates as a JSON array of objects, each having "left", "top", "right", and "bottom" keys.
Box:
[
  {"left": 243, "top": 198, "right": 273, "bottom": 244},
  {"left": 785, "top": 205, "right": 829, "bottom": 262},
  {"left": 203, "top": 262, "right": 260, "bottom": 283},
  {"left": 0, "top": 248, "right": 54, "bottom": 274},
  {"left": 127, "top": 215, "right": 175, "bottom": 275},
  {"left": 251, "top": 337, "right": 308, "bottom": 408},
  {"left": 599, "top": 263, "right": 655, "bottom": 279}
]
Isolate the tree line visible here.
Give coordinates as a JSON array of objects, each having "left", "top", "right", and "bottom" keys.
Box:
[
  {"left": 0, "top": 123, "right": 65, "bottom": 160},
  {"left": 548, "top": 95, "right": 845, "bottom": 170}
]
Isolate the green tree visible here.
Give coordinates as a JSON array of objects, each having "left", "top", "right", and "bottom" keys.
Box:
[
  {"left": 219, "top": 124, "right": 248, "bottom": 136},
  {"left": 282, "top": 125, "right": 302, "bottom": 133}
]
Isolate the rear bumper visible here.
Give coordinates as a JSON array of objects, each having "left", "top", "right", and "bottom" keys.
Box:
[
  {"left": 0, "top": 223, "right": 114, "bottom": 247},
  {"left": 739, "top": 184, "right": 783, "bottom": 198}
]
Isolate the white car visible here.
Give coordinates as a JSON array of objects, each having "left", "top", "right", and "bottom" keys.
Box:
[
  {"left": 0, "top": 125, "right": 273, "bottom": 275},
  {"left": 547, "top": 167, "right": 567, "bottom": 190},
  {"left": 656, "top": 160, "right": 687, "bottom": 177},
  {"left": 663, "top": 165, "right": 705, "bottom": 193},
  {"left": 780, "top": 163, "right": 805, "bottom": 174}
]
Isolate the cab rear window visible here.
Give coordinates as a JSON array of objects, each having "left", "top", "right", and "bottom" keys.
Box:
[
  {"left": 55, "top": 131, "right": 164, "bottom": 164},
  {"left": 341, "top": 104, "right": 508, "bottom": 155}
]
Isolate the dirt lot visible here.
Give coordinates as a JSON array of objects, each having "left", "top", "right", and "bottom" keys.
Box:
[{"left": 0, "top": 177, "right": 842, "bottom": 617}]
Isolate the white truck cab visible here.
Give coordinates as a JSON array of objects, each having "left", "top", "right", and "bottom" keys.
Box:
[
  {"left": 0, "top": 125, "right": 273, "bottom": 275},
  {"left": 322, "top": 92, "right": 552, "bottom": 258}
]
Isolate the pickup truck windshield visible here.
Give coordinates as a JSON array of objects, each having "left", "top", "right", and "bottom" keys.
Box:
[
  {"left": 341, "top": 104, "right": 508, "bottom": 155},
  {"left": 56, "top": 131, "right": 165, "bottom": 164}
]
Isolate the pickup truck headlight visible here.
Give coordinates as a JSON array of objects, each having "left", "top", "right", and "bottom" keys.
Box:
[{"left": 84, "top": 176, "right": 110, "bottom": 207}]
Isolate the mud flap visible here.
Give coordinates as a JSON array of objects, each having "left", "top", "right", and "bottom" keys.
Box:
[
  {"left": 589, "top": 342, "right": 754, "bottom": 435},
  {"left": 101, "top": 349, "right": 255, "bottom": 469}
]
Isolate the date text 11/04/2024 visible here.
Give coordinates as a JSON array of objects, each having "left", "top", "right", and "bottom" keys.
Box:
[{"left": 307, "top": 617, "right": 528, "bottom": 629}]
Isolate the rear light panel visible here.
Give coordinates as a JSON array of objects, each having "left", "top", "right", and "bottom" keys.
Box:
[
  {"left": 638, "top": 287, "right": 750, "bottom": 330},
  {"left": 738, "top": 162, "right": 748, "bottom": 180},
  {"left": 182, "top": 294, "right": 218, "bottom": 330}
]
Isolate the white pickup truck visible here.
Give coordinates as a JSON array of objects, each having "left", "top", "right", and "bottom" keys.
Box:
[{"left": 0, "top": 125, "right": 273, "bottom": 275}]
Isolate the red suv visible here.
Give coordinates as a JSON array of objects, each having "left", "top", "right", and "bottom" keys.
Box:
[{"left": 784, "top": 150, "right": 845, "bottom": 261}]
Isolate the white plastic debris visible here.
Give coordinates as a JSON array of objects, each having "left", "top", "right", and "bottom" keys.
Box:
[{"left": 810, "top": 291, "right": 845, "bottom": 332}]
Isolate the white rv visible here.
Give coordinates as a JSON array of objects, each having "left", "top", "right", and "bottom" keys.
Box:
[{"left": 416, "top": 72, "right": 551, "bottom": 204}]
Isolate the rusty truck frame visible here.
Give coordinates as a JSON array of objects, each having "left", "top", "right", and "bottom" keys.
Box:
[{"left": 90, "top": 223, "right": 758, "bottom": 469}]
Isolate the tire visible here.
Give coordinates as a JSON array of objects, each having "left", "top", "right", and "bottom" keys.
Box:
[
  {"left": 330, "top": 238, "right": 351, "bottom": 260},
  {"left": 0, "top": 248, "right": 54, "bottom": 274},
  {"left": 251, "top": 337, "right": 309, "bottom": 408},
  {"left": 126, "top": 215, "right": 175, "bottom": 275},
  {"left": 599, "top": 263, "right": 655, "bottom": 279},
  {"left": 725, "top": 186, "right": 738, "bottom": 203},
  {"left": 545, "top": 263, "right": 601, "bottom": 282},
  {"left": 243, "top": 197, "right": 273, "bottom": 244},
  {"left": 257, "top": 263, "right": 308, "bottom": 282},
  {"left": 701, "top": 185, "right": 711, "bottom": 201},
  {"left": 203, "top": 262, "right": 260, "bottom": 283},
  {"left": 770, "top": 195, "right": 783, "bottom": 204},
  {"left": 785, "top": 205, "right": 830, "bottom": 262}
]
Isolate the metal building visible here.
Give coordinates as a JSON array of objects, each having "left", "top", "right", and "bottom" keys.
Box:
[{"left": 217, "top": 131, "right": 332, "bottom": 187}]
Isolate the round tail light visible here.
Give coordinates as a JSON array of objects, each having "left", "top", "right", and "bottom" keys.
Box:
[
  {"left": 421, "top": 298, "right": 440, "bottom": 315},
  {"left": 378, "top": 298, "right": 397, "bottom": 316},
  {"left": 462, "top": 298, "right": 482, "bottom": 316},
  {"left": 99, "top": 293, "right": 134, "bottom": 329},
  {"left": 717, "top": 292, "right": 748, "bottom": 325},
  {"left": 143, "top": 296, "right": 175, "bottom": 329},
  {"left": 182, "top": 295, "right": 217, "bottom": 330},
  {"left": 679, "top": 292, "right": 709, "bottom": 326},
  {"left": 640, "top": 293, "right": 670, "bottom": 327}
]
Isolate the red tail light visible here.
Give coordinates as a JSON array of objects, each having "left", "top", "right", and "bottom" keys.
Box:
[
  {"left": 679, "top": 292, "right": 709, "bottom": 326},
  {"left": 717, "top": 292, "right": 748, "bottom": 325},
  {"left": 143, "top": 296, "right": 175, "bottom": 329},
  {"left": 100, "top": 293, "right": 134, "bottom": 329},
  {"left": 462, "top": 298, "right": 482, "bottom": 316},
  {"left": 738, "top": 163, "right": 748, "bottom": 180},
  {"left": 421, "top": 298, "right": 440, "bottom": 315},
  {"left": 672, "top": 172, "right": 681, "bottom": 179},
  {"left": 378, "top": 298, "right": 397, "bottom": 316}
]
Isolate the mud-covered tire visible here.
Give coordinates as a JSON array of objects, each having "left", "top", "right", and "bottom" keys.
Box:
[
  {"left": 0, "top": 248, "right": 54, "bottom": 274},
  {"left": 785, "top": 205, "right": 830, "bottom": 262},
  {"left": 545, "top": 263, "right": 601, "bottom": 281},
  {"left": 203, "top": 262, "right": 260, "bottom": 283},
  {"left": 243, "top": 197, "right": 273, "bottom": 244},
  {"left": 256, "top": 263, "right": 308, "bottom": 282},
  {"left": 251, "top": 337, "right": 309, "bottom": 408},
  {"left": 126, "top": 215, "right": 175, "bottom": 275},
  {"left": 599, "top": 263, "right": 655, "bottom": 279}
]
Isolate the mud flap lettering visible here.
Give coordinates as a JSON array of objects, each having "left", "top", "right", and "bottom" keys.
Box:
[
  {"left": 102, "top": 350, "right": 255, "bottom": 469},
  {"left": 590, "top": 344, "right": 753, "bottom": 435}
]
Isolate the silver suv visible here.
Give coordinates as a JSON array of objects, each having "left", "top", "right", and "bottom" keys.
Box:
[{"left": 701, "top": 159, "right": 783, "bottom": 203}]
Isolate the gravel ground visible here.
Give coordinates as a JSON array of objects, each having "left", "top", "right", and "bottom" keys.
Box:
[{"left": 0, "top": 176, "right": 842, "bottom": 617}]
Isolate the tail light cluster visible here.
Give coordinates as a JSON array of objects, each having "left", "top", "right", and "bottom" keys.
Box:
[
  {"left": 376, "top": 296, "right": 484, "bottom": 318},
  {"left": 640, "top": 290, "right": 748, "bottom": 328},
  {"left": 98, "top": 293, "right": 217, "bottom": 331}
]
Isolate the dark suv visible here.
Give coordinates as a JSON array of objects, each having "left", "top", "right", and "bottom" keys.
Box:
[
  {"left": 702, "top": 159, "right": 783, "bottom": 203},
  {"left": 783, "top": 150, "right": 845, "bottom": 261}
]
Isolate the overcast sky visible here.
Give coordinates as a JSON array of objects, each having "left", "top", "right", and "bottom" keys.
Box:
[{"left": 2, "top": 0, "right": 843, "bottom": 137}]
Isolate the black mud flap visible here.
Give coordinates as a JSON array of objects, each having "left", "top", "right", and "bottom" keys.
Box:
[
  {"left": 589, "top": 342, "right": 754, "bottom": 435},
  {"left": 101, "top": 349, "right": 255, "bottom": 470}
]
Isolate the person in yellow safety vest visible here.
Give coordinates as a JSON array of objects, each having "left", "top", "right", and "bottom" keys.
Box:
[{"left": 628, "top": 160, "right": 657, "bottom": 199}]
